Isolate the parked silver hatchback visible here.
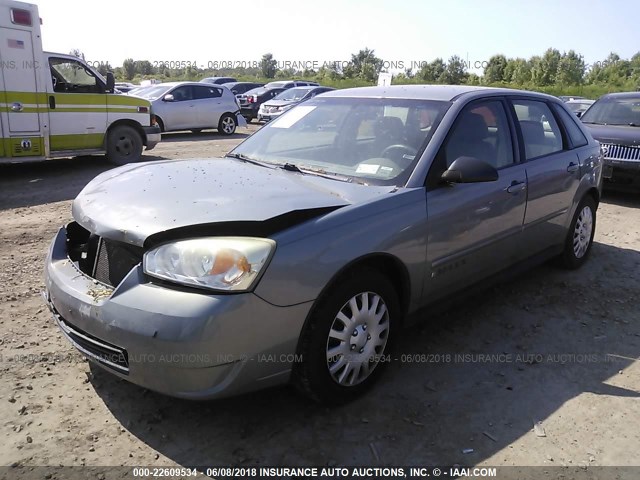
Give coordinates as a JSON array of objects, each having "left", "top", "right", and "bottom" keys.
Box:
[
  {"left": 44, "top": 85, "right": 602, "bottom": 404},
  {"left": 133, "top": 81, "right": 246, "bottom": 135}
]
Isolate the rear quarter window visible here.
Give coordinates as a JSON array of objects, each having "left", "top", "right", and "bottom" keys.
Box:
[{"left": 553, "top": 104, "right": 589, "bottom": 148}]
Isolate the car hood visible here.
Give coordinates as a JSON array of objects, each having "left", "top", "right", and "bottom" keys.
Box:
[
  {"left": 72, "top": 158, "right": 393, "bottom": 247},
  {"left": 583, "top": 124, "right": 640, "bottom": 146},
  {"left": 263, "top": 100, "right": 298, "bottom": 107}
]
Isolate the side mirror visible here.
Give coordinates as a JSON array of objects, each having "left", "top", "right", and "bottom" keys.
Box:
[
  {"left": 163, "top": 94, "right": 175, "bottom": 102},
  {"left": 442, "top": 156, "right": 498, "bottom": 183},
  {"left": 106, "top": 72, "right": 115, "bottom": 93}
]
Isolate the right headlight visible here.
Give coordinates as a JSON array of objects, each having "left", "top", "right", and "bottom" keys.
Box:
[{"left": 143, "top": 237, "right": 275, "bottom": 292}]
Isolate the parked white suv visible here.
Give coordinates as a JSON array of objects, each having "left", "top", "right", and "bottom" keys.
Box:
[{"left": 134, "top": 82, "right": 245, "bottom": 135}]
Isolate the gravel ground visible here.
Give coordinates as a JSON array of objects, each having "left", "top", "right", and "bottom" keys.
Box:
[{"left": 1, "top": 125, "right": 639, "bottom": 475}]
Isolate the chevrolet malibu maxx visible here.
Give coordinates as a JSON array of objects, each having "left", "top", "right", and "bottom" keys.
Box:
[{"left": 44, "top": 85, "right": 603, "bottom": 403}]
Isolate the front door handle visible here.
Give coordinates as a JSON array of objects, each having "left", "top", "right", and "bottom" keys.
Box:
[
  {"left": 10, "top": 102, "right": 23, "bottom": 112},
  {"left": 49, "top": 96, "right": 56, "bottom": 109},
  {"left": 567, "top": 162, "right": 579, "bottom": 173},
  {"left": 506, "top": 181, "right": 526, "bottom": 194}
]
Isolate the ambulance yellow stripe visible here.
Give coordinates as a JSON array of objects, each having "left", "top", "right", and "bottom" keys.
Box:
[{"left": 50, "top": 133, "right": 104, "bottom": 150}]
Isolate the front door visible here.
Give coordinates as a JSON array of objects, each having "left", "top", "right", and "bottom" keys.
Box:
[
  {"left": 47, "top": 56, "right": 107, "bottom": 151},
  {"left": 424, "top": 98, "right": 527, "bottom": 301}
]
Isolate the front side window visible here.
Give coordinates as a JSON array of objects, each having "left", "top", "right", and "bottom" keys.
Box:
[
  {"left": 444, "top": 100, "right": 515, "bottom": 170},
  {"left": 170, "top": 86, "right": 193, "bottom": 102},
  {"left": 229, "top": 97, "right": 450, "bottom": 185},
  {"left": 513, "top": 100, "right": 563, "bottom": 160},
  {"left": 49, "top": 58, "right": 101, "bottom": 93}
]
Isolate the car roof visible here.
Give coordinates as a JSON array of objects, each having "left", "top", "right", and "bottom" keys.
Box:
[
  {"left": 287, "top": 86, "right": 328, "bottom": 91},
  {"left": 566, "top": 98, "right": 594, "bottom": 103},
  {"left": 155, "top": 81, "right": 224, "bottom": 87},
  {"left": 320, "top": 84, "right": 561, "bottom": 102},
  {"left": 223, "top": 81, "right": 264, "bottom": 86},
  {"left": 598, "top": 91, "right": 640, "bottom": 99}
]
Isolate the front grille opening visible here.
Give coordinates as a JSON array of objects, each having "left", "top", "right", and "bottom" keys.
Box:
[
  {"left": 65, "top": 222, "right": 143, "bottom": 288},
  {"left": 57, "top": 315, "right": 129, "bottom": 374}
]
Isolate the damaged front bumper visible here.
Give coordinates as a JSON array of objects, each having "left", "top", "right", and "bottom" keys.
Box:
[{"left": 43, "top": 225, "right": 312, "bottom": 400}]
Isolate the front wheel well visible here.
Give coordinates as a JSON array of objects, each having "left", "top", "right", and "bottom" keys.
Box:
[
  {"left": 312, "top": 254, "right": 411, "bottom": 321},
  {"left": 105, "top": 120, "right": 146, "bottom": 146}
]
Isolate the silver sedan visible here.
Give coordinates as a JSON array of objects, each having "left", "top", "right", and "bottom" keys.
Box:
[{"left": 44, "top": 85, "right": 602, "bottom": 403}]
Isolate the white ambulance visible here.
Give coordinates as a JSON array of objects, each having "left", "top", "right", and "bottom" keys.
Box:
[{"left": 0, "top": 0, "right": 160, "bottom": 164}]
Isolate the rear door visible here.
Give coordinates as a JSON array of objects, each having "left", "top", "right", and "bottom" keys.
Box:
[
  {"left": 510, "top": 98, "right": 581, "bottom": 253},
  {"left": 424, "top": 98, "right": 528, "bottom": 301},
  {"left": 0, "top": 12, "right": 47, "bottom": 158},
  {"left": 193, "top": 85, "right": 223, "bottom": 128}
]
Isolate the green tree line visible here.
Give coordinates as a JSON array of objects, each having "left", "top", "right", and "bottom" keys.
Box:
[{"left": 72, "top": 47, "right": 640, "bottom": 97}]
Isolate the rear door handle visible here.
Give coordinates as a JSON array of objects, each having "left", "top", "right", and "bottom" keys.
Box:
[
  {"left": 506, "top": 181, "right": 526, "bottom": 194},
  {"left": 567, "top": 162, "right": 579, "bottom": 173}
]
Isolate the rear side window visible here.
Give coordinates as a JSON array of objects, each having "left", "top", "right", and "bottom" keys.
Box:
[
  {"left": 512, "top": 100, "right": 563, "bottom": 160},
  {"left": 553, "top": 104, "right": 589, "bottom": 148},
  {"left": 193, "top": 86, "right": 222, "bottom": 99}
]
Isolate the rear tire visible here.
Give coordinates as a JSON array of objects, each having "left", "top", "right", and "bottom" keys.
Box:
[
  {"left": 106, "top": 125, "right": 143, "bottom": 166},
  {"left": 560, "top": 195, "right": 596, "bottom": 269},
  {"left": 293, "top": 269, "right": 399, "bottom": 404},
  {"left": 218, "top": 113, "right": 237, "bottom": 136}
]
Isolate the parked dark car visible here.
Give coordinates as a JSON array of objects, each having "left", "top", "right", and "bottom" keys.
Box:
[
  {"left": 222, "top": 81, "right": 265, "bottom": 95},
  {"left": 200, "top": 76, "right": 237, "bottom": 85},
  {"left": 237, "top": 87, "right": 286, "bottom": 122},
  {"left": 581, "top": 92, "right": 640, "bottom": 188},
  {"left": 44, "top": 85, "right": 602, "bottom": 403}
]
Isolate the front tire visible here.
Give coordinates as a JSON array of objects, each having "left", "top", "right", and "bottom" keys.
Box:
[
  {"left": 218, "top": 113, "right": 237, "bottom": 136},
  {"left": 106, "top": 125, "right": 143, "bottom": 165},
  {"left": 293, "top": 269, "right": 399, "bottom": 404},
  {"left": 560, "top": 195, "right": 596, "bottom": 269}
]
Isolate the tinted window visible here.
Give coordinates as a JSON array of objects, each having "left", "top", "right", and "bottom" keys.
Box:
[
  {"left": 513, "top": 100, "right": 563, "bottom": 160},
  {"left": 444, "top": 100, "right": 514, "bottom": 170},
  {"left": 553, "top": 104, "right": 588, "bottom": 148},
  {"left": 193, "top": 85, "right": 222, "bottom": 99},
  {"left": 171, "top": 86, "right": 193, "bottom": 101},
  {"left": 581, "top": 96, "right": 640, "bottom": 126}
]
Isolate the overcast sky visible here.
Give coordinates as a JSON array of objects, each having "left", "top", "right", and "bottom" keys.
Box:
[{"left": 36, "top": 0, "right": 640, "bottom": 73}]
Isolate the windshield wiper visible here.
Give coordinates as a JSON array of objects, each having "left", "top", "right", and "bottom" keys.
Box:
[
  {"left": 226, "top": 153, "right": 275, "bottom": 169},
  {"left": 280, "top": 162, "right": 353, "bottom": 183}
]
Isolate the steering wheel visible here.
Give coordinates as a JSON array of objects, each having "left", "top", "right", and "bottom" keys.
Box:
[{"left": 381, "top": 144, "right": 418, "bottom": 162}]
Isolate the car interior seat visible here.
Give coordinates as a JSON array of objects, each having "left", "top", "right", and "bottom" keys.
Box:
[{"left": 445, "top": 112, "right": 496, "bottom": 167}]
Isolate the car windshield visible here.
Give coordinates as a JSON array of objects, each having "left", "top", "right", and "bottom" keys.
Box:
[
  {"left": 229, "top": 97, "right": 450, "bottom": 186},
  {"left": 265, "top": 81, "right": 287, "bottom": 88},
  {"left": 274, "top": 88, "right": 310, "bottom": 102},
  {"left": 135, "top": 85, "right": 173, "bottom": 100},
  {"left": 581, "top": 97, "right": 640, "bottom": 126}
]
